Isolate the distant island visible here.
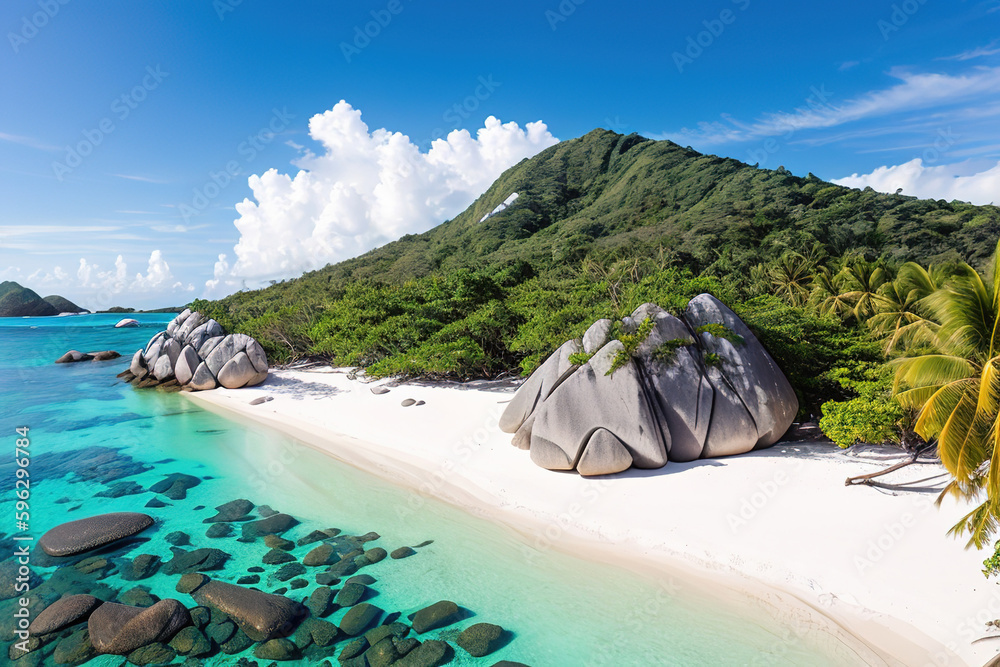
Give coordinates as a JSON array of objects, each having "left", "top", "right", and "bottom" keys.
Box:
[{"left": 0, "top": 281, "right": 86, "bottom": 317}]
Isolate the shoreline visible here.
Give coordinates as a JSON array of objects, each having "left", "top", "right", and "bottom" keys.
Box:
[{"left": 184, "top": 367, "right": 999, "bottom": 666}]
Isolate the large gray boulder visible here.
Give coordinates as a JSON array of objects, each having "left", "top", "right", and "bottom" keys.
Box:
[
  {"left": 39, "top": 512, "right": 154, "bottom": 557},
  {"left": 189, "top": 579, "right": 305, "bottom": 641},
  {"left": 530, "top": 340, "right": 669, "bottom": 470},
  {"left": 174, "top": 345, "right": 200, "bottom": 386},
  {"left": 127, "top": 311, "right": 267, "bottom": 392},
  {"left": 30, "top": 595, "right": 102, "bottom": 636},
  {"left": 502, "top": 295, "right": 798, "bottom": 475},
  {"left": 88, "top": 599, "right": 190, "bottom": 655}
]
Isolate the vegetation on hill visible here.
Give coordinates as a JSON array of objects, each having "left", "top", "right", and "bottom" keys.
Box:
[
  {"left": 0, "top": 281, "right": 85, "bottom": 317},
  {"left": 189, "top": 128, "right": 1000, "bottom": 556}
]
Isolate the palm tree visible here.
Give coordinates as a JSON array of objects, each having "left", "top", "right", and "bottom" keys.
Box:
[
  {"left": 893, "top": 240, "right": 1000, "bottom": 548},
  {"left": 836, "top": 256, "right": 891, "bottom": 323},
  {"left": 810, "top": 266, "right": 854, "bottom": 319},
  {"left": 767, "top": 252, "right": 815, "bottom": 307},
  {"left": 867, "top": 262, "right": 943, "bottom": 355}
]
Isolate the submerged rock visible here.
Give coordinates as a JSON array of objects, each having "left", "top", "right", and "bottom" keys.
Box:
[
  {"left": 29, "top": 594, "right": 101, "bottom": 636},
  {"left": 410, "top": 600, "right": 462, "bottom": 634},
  {"left": 38, "top": 512, "right": 153, "bottom": 557},
  {"left": 457, "top": 622, "right": 505, "bottom": 657},
  {"left": 189, "top": 578, "right": 306, "bottom": 642},
  {"left": 87, "top": 599, "right": 191, "bottom": 655}
]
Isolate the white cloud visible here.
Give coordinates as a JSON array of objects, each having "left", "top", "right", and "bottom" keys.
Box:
[
  {"left": 210, "top": 101, "right": 558, "bottom": 291},
  {"left": 833, "top": 159, "right": 1000, "bottom": 205},
  {"left": 937, "top": 41, "right": 1000, "bottom": 62},
  {"left": 660, "top": 66, "right": 1000, "bottom": 146},
  {"left": 14, "top": 250, "right": 194, "bottom": 311}
]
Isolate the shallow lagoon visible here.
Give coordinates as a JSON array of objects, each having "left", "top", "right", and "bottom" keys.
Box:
[{"left": 0, "top": 314, "right": 855, "bottom": 665}]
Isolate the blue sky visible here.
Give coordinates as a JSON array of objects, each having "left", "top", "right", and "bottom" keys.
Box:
[{"left": 2, "top": 0, "right": 999, "bottom": 309}]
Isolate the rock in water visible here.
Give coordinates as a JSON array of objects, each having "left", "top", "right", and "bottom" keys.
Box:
[
  {"left": 410, "top": 600, "right": 462, "bottom": 633},
  {"left": 87, "top": 599, "right": 191, "bottom": 655},
  {"left": 457, "top": 622, "right": 505, "bottom": 657},
  {"left": 499, "top": 294, "right": 798, "bottom": 475},
  {"left": 38, "top": 512, "right": 154, "bottom": 557},
  {"left": 55, "top": 350, "right": 93, "bottom": 363},
  {"left": 189, "top": 578, "right": 306, "bottom": 641},
  {"left": 339, "top": 603, "right": 381, "bottom": 636},
  {"left": 29, "top": 594, "right": 101, "bottom": 636}
]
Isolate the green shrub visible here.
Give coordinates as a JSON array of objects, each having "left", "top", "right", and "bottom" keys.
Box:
[
  {"left": 651, "top": 337, "right": 694, "bottom": 365},
  {"left": 607, "top": 317, "right": 655, "bottom": 376},
  {"left": 695, "top": 322, "right": 744, "bottom": 345},
  {"left": 568, "top": 351, "right": 594, "bottom": 366}
]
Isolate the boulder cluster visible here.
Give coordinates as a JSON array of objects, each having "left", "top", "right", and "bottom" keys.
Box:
[
  {"left": 120, "top": 309, "right": 268, "bottom": 391},
  {"left": 500, "top": 294, "right": 798, "bottom": 476},
  {"left": 16, "top": 496, "right": 520, "bottom": 666}
]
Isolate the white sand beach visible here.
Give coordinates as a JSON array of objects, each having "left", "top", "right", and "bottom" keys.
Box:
[{"left": 185, "top": 367, "right": 1000, "bottom": 667}]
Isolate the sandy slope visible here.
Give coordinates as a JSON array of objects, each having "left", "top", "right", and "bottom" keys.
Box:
[{"left": 185, "top": 367, "right": 1000, "bottom": 667}]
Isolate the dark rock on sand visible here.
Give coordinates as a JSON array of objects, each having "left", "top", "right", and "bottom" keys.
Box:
[
  {"left": 339, "top": 603, "right": 381, "bottom": 636},
  {"left": 262, "top": 549, "right": 296, "bottom": 565},
  {"left": 38, "top": 512, "right": 154, "bottom": 557},
  {"left": 401, "top": 399, "right": 416, "bottom": 407},
  {"left": 306, "top": 587, "right": 334, "bottom": 617},
  {"left": 95, "top": 480, "right": 144, "bottom": 498},
  {"left": 220, "top": 628, "right": 255, "bottom": 654},
  {"left": 0, "top": 560, "right": 42, "bottom": 599},
  {"left": 120, "top": 554, "right": 161, "bottom": 581},
  {"left": 73, "top": 555, "right": 114, "bottom": 577},
  {"left": 457, "top": 623, "right": 505, "bottom": 657},
  {"left": 247, "top": 566, "right": 265, "bottom": 573},
  {"left": 257, "top": 505, "right": 279, "bottom": 517},
  {"left": 126, "top": 642, "right": 176, "bottom": 665},
  {"left": 205, "top": 618, "right": 237, "bottom": 645},
  {"left": 205, "top": 523, "right": 233, "bottom": 539},
  {"left": 363, "top": 547, "right": 387, "bottom": 564},
  {"left": 145, "top": 498, "right": 169, "bottom": 509},
  {"left": 315, "top": 572, "right": 339, "bottom": 586},
  {"left": 149, "top": 473, "right": 201, "bottom": 500},
  {"left": 254, "top": 637, "right": 298, "bottom": 661},
  {"left": 296, "top": 529, "right": 337, "bottom": 547},
  {"left": 340, "top": 636, "right": 369, "bottom": 660},
  {"left": 168, "top": 626, "right": 212, "bottom": 657},
  {"left": 163, "top": 548, "right": 230, "bottom": 575},
  {"left": 303, "top": 544, "right": 335, "bottom": 567},
  {"left": 203, "top": 499, "right": 255, "bottom": 523},
  {"left": 188, "top": 606, "right": 212, "bottom": 629},
  {"left": 295, "top": 617, "right": 339, "bottom": 648},
  {"left": 241, "top": 513, "right": 298, "bottom": 541},
  {"left": 272, "top": 562, "right": 305, "bottom": 582},
  {"left": 52, "top": 628, "right": 97, "bottom": 665},
  {"left": 411, "top": 600, "right": 462, "bottom": 634},
  {"left": 119, "top": 586, "right": 160, "bottom": 607},
  {"left": 175, "top": 574, "right": 209, "bottom": 595},
  {"left": 28, "top": 594, "right": 101, "bottom": 635},
  {"left": 190, "top": 578, "right": 306, "bottom": 642},
  {"left": 346, "top": 574, "right": 377, "bottom": 586},
  {"left": 289, "top": 578, "right": 308, "bottom": 590},
  {"left": 390, "top": 547, "right": 416, "bottom": 559},
  {"left": 165, "top": 531, "right": 190, "bottom": 547},
  {"left": 335, "top": 583, "right": 366, "bottom": 607},
  {"left": 264, "top": 535, "right": 295, "bottom": 551},
  {"left": 365, "top": 636, "right": 402, "bottom": 665},
  {"left": 237, "top": 575, "right": 260, "bottom": 585},
  {"left": 87, "top": 599, "right": 191, "bottom": 655},
  {"left": 395, "top": 639, "right": 451, "bottom": 667}
]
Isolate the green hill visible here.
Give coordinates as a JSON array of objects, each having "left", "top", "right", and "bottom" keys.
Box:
[
  {"left": 0, "top": 282, "right": 84, "bottom": 317},
  {"left": 190, "top": 129, "right": 1000, "bottom": 399},
  {"left": 43, "top": 294, "right": 86, "bottom": 314}
]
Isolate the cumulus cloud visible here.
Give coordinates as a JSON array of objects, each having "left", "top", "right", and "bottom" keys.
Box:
[
  {"left": 18, "top": 250, "right": 194, "bottom": 311},
  {"left": 207, "top": 101, "right": 558, "bottom": 293},
  {"left": 833, "top": 159, "right": 1000, "bottom": 205}
]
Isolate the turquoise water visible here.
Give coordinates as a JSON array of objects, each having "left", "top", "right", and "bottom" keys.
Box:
[{"left": 0, "top": 314, "right": 860, "bottom": 666}]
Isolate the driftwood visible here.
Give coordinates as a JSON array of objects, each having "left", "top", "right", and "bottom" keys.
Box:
[{"left": 844, "top": 443, "right": 938, "bottom": 488}]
